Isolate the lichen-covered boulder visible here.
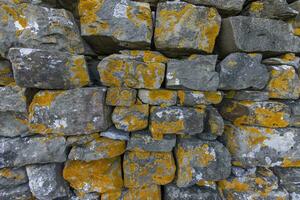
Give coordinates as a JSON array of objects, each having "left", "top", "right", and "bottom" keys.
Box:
[
  {"left": 154, "top": 2, "right": 221, "bottom": 56},
  {"left": 218, "top": 53, "right": 269, "bottom": 90},
  {"left": 138, "top": 89, "right": 177, "bottom": 106},
  {"left": 112, "top": 104, "right": 149, "bottom": 132},
  {"left": 26, "top": 163, "right": 70, "bottom": 200},
  {"left": 29, "top": 87, "right": 112, "bottom": 135},
  {"left": 8, "top": 48, "right": 90, "bottom": 89},
  {"left": 266, "top": 65, "right": 300, "bottom": 99},
  {"left": 68, "top": 136, "right": 126, "bottom": 161},
  {"left": 0, "top": 184, "right": 33, "bottom": 200},
  {"left": 166, "top": 55, "right": 219, "bottom": 91},
  {"left": 150, "top": 106, "right": 205, "bottom": 139},
  {"left": 123, "top": 151, "right": 176, "bottom": 188},
  {"left": 178, "top": 91, "right": 223, "bottom": 107},
  {"left": 100, "top": 126, "right": 130, "bottom": 141},
  {"left": 66, "top": 133, "right": 99, "bottom": 147},
  {"left": 120, "top": 50, "right": 169, "bottom": 63},
  {"left": 106, "top": 87, "right": 137, "bottom": 106},
  {"left": 225, "top": 90, "right": 269, "bottom": 101},
  {"left": 219, "top": 100, "right": 291, "bottom": 128},
  {"left": 0, "top": 59, "right": 14, "bottom": 85},
  {"left": 218, "top": 16, "right": 300, "bottom": 55},
  {"left": 175, "top": 138, "right": 231, "bottom": 187},
  {"left": 78, "top": 0, "right": 152, "bottom": 54},
  {"left": 223, "top": 123, "right": 300, "bottom": 167},
  {"left": 63, "top": 157, "right": 123, "bottom": 194},
  {"left": 0, "top": 136, "right": 66, "bottom": 168},
  {"left": 0, "top": 168, "right": 28, "bottom": 189},
  {"left": 0, "top": 2, "right": 84, "bottom": 58},
  {"left": 127, "top": 130, "right": 176, "bottom": 152},
  {"left": 98, "top": 54, "right": 165, "bottom": 89}
]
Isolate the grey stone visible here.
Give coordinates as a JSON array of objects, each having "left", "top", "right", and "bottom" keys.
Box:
[
  {"left": 106, "top": 87, "right": 137, "bottom": 107},
  {"left": 166, "top": 56, "right": 219, "bottom": 91},
  {"left": 78, "top": 0, "right": 152, "bottom": 54},
  {"left": 223, "top": 123, "right": 300, "bottom": 167},
  {"left": 218, "top": 16, "right": 300, "bottom": 56},
  {"left": 177, "top": 91, "right": 223, "bottom": 107},
  {"left": 29, "top": 87, "right": 112, "bottom": 135},
  {"left": 263, "top": 54, "right": 300, "bottom": 69},
  {"left": 0, "top": 59, "right": 14, "bottom": 85},
  {"left": 225, "top": 90, "right": 269, "bottom": 101},
  {"left": 66, "top": 133, "right": 100, "bottom": 147},
  {"left": 0, "top": 0, "right": 57, "bottom": 7},
  {"left": 26, "top": 163, "right": 70, "bottom": 200},
  {"left": 218, "top": 53, "right": 269, "bottom": 90},
  {"left": 127, "top": 130, "right": 176, "bottom": 152},
  {"left": 273, "top": 167, "right": 300, "bottom": 197},
  {"left": 0, "top": 85, "right": 28, "bottom": 113},
  {"left": 175, "top": 138, "right": 231, "bottom": 187},
  {"left": 0, "top": 112, "right": 29, "bottom": 137},
  {"left": 100, "top": 126, "right": 130, "bottom": 141},
  {"left": 284, "top": 100, "right": 300, "bottom": 127},
  {"left": 70, "top": 192, "right": 100, "bottom": 200},
  {"left": 8, "top": 48, "right": 90, "bottom": 89},
  {"left": 0, "top": 167, "right": 28, "bottom": 189},
  {"left": 0, "top": 3, "right": 84, "bottom": 58},
  {"left": 0, "top": 136, "right": 66, "bottom": 168},
  {"left": 0, "top": 183, "right": 33, "bottom": 200}
]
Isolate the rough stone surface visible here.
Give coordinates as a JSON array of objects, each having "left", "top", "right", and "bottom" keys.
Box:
[
  {"left": 225, "top": 90, "right": 269, "bottom": 101},
  {"left": 100, "top": 126, "right": 130, "bottom": 141},
  {"left": 8, "top": 48, "right": 90, "bottom": 89},
  {"left": 106, "top": 87, "right": 137, "bottom": 106},
  {"left": 0, "top": 167, "right": 28, "bottom": 189},
  {"left": 0, "top": 136, "right": 66, "bottom": 168},
  {"left": 0, "top": 85, "right": 28, "bottom": 113},
  {"left": 0, "top": 112, "right": 29, "bottom": 137},
  {"left": 0, "top": 59, "right": 14, "bottom": 85},
  {"left": 29, "top": 87, "right": 112, "bottom": 135},
  {"left": 175, "top": 137, "right": 231, "bottom": 187},
  {"left": 138, "top": 89, "right": 177, "bottom": 106},
  {"left": 178, "top": 91, "right": 223, "bottom": 107},
  {"left": 0, "top": 183, "right": 33, "bottom": 200},
  {"left": 263, "top": 53, "right": 300, "bottom": 69},
  {"left": 120, "top": 50, "right": 169, "bottom": 63},
  {"left": 26, "top": 163, "right": 70, "bottom": 200}
]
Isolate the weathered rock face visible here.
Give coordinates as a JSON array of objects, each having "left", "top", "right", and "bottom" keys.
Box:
[
  {"left": 201, "top": 105, "right": 224, "bottom": 140},
  {"left": 100, "top": 126, "right": 130, "bottom": 141},
  {"left": 78, "top": 0, "right": 152, "bottom": 54},
  {"left": 0, "top": 167, "right": 28, "bottom": 189},
  {"left": 175, "top": 138, "right": 231, "bottom": 187},
  {"left": 138, "top": 89, "right": 177, "bottom": 106},
  {"left": 0, "top": 85, "right": 28, "bottom": 113},
  {"left": 0, "top": 184, "right": 33, "bottom": 200},
  {"left": 0, "top": 59, "right": 14, "bottom": 85},
  {"left": 106, "top": 87, "right": 137, "bottom": 106},
  {"left": 218, "top": 16, "right": 300, "bottom": 56},
  {"left": 154, "top": 2, "right": 221, "bottom": 56},
  {"left": 29, "top": 87, "right": 112, "bottom": 135},
  {"left": 8, "top": 48, "right": 90, "bottom": 89},
  {"left": 225, "top": 90, "right": 269, "bottom": 101},
  {"left": 0, "top": 2, "right": 84, "bottom": 58},
  {"left": 178, "top": 91, "right": 223, "bottom": 107}
]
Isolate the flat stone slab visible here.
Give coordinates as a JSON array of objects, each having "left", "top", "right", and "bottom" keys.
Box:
[{"left": 0, "top": 167, "right": 28, "bottom": 189}]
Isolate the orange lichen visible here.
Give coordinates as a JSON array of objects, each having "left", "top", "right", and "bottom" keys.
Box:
[
  {"left": 204, "top": 91, "right": 223, "bottom": 104},
  {"left": 136, "top": 62, "right": 165, "bottom": 89},
  {"left": 127, "top": 50, "right": 168, "bottom": 63},
  {"left": 254, "top": 107, "right": 289, "bottom": 128},
  {"left": 92, "top": 137, "right": 126, "bottom": 158},
  {"left": 150, "top": 120, "right": 185, "bottom": 135},
  {"left": 124, "top": 185, "right": 161, "bottom": 200},
  {"left": 78, "top": 0, "right": 103, "bottom": 24},
  {"left": 281, "top": 158, "right": 300, "bottom": 167},
  {"left": 281, "top": 53, "right": 296, "bottom": 61},
  {"left": 199, "top": 20, "right": 220, "bottom": 53},
  {"left": 218, "top": 179, "right": 250, "bottom": 192},
  {"left": 106, "top": 87, "right": 136, "bottom": 106},
  {"left": 70, "top": 57, "right": 90, "bottom": 87},
  {"left": 147, "top": 89, "right": 176, "bottom": 105},
  {"left": 223, "top": 125, "right": 239, "bottom": 155},
  {"left": 0, "top": 168, "right": 24, "bottom": 180},
  {"left": 126, "top": 5, "right": 152, "bottom": 29},
  {"left": 0, "top": 66, "right": 14, "bottom": 85}
]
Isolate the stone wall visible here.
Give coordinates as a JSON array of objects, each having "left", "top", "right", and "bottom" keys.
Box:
[{"left": 1, "top": 0, "right": 300, "bottom": 199}]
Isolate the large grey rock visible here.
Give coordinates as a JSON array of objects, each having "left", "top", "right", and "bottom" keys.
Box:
[
  {"left": 29, "top": 87, "right": 112, "bottom": 135},
  {"left": 0, "top": 59, "right": 14, "bottom": 85},
  {"left": 78, "top": 0, "right": 152, "bottom": 54},
  {"left": 0, "top": 3, "right": 84, "bottom": 58},
  {"left": 218, "top": 16, "right": 300, "bottom": 55},
  {"left": 175, "top": 138, "right": 231, "bottom": 187},
  {"left": 218, "top": 53, "right": 269, "bottom": 90},
  {"left": 0, "top": 136, "right": 66, "bottom": 168},
  {"left": 164, "top": 184, "right": 221, "bottom": 200},
  {"left": 8, "top": 48, "right": 90, "bottom": 89},
  {"left": 223, "top": 123, "right": 300, "bottom": 167},
  {"left": 0, "top": 167, "right": 28, "bottom": 189},
  {"left": 0, "top": 183, "right": 33, "bottom": 200},
  {"left": 100, "top": 126, "right": 130, "bottom": 141},
  {"left": 166, "top": 55, "right": 219, "bottom": 91},
  {"left": 26, "top": 163, "right": 70, "bottom": 200},
  {"left": 127, "top": 130, "right": 176, "bottom": 152},
  {"left": 66, "top": 133, "right": 100, "bottom": 147}
]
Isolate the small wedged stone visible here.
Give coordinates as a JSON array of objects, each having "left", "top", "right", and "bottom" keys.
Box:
[
  {"left": 223, "top": 123, "right": 300, "bottom": 167},
  {"left": 66, "top": 133, "right": 100, "bottom": 147},
  {"left": 266, "top": 65, "right": 300, "bottom": 99},
  {"left": 120, "top": 50, "right": 169, "bottom": 63},
  {"left": 100, "top": 126, "right": 129, "bottom": 141},
  {"left": 150, "top": 106, "right": 205, "bottom": 139},
  {"left": 98, "top": 54, "right": 165, "bottom": 89},
  {"left": 284, "top": 100, "right": 300, "bottom": 127},
  {"left": 242, "top": 0, "right": 298, "bottom": 20},
  {"left": 0, "top": 59, "right": 14, "bottom": 85},
  {"left": 0, "top": 2, "right": 84, "bottom": 58},
  {"left": 164, "top": 183, "right": 221, "bottom": 200},
  {"left": 166, "top": 55, "right": 219, "bottom": 91},
  {"left": 63, "top": 157, "right": 123, "bottom": 194},
  {"left": 68, "top": 136, "right": 126, "bottom": 161},
  {"left": 218, "top": 16, "right": 300, "bottom": 56},
  {"left": 0, "top": 112, "right": 29, "bottom": 137},
  {"left": 175, "top": 138, "right": 231, "bottom": 187},
  {"left": 218, "top": 167, "right": 289, "bottom": 200},
  {"left": 263, "top": 53, "right": 300, "bottom": 69},
  {"left": 123, "top": 151, "right": 176, "bottom": 188},
  {"left": 0, "top": 85, "right": 28, "bottom": 113},
  {"left": 112, "top": 104, "right": 149, "bottom": 132},
  {"left": 26, "top": 163, "right": 70, "bottom": 200},
  {"left": 178, "top": 91, "right": 223, "bottom": 107},
  {"left": 138, "top": 89, "right": 177, "bottom": 106},
  {"left": 217, "top": 53, "right": 269, "bottom": 90},
  {"left": 0, "top": 183, "right": 33, "bottom": 200},
  {"left": 8, "top": 48, "right": 90, "bottom": 89},
  {"left": 219, "top": 100, "right": 291, "bottom": 128},
  {"left": 154, "top": 2, "right": 221, "bottom": 56},
  {"left": 127, "top": 130, "right": 176, "bottom": 152},
  {"left": 78, "top": 0, "right": 152, "bottom": 54},
  {"left": 225, "top": 90, "right": 269, "bottom": 101},
  {"left": 106, "top": 87, "right": 137, "bottom": 106},
  {"left": 0, "top": 167, "right": 28, "bottom": 189},
  {"left": 0, "top": 136, "right": 66, "bottom": 168},
  {"left": 29, "top": 87, "right": 112, "bottom": 135}
]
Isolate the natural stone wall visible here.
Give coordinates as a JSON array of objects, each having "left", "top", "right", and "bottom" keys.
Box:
[{"left": 1, "top": 0, "right": 300, "bottom": 199}]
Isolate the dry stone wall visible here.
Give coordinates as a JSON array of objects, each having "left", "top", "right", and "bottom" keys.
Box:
[{"left": 1, "top": 0, "right": 300, "bottom": 199}]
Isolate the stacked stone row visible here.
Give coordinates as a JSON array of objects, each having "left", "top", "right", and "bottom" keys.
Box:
[{"left": 1, "top": 0, "right": 300, "bottom": 199}]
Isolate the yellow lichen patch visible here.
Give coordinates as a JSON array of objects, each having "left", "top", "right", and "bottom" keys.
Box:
[
  {"left": 150, "top": 120, "right": 185, "bottom": 136},
  {"left": 2, "top": 4, "right": 28, "bottom": 35},
  {"left": 199, "top": 18, "right": 220, "bottom": 53},
  {"left": 293, "top": 28, "right": 300, "bottom": 36},
  {"left": 281, "top": 157, "right": 300, "bottom": 167},
  {"left": 100, "top": 59, "right": 129, "bottom": 87},
  {"left": 106, "top": 87, "right": 136, "bottom": 106},
  {"left": 0, "top": 168, "right": 25, "bottom": 180},
  {"left": 69, "top": 57, "right": 90, "bottom": 87},
  {"left": 126, "top": 50, "right": 168, "bottom": 63},
  {"left": 281, "top": 53, "right": 296, "bottom": 61},
  {"left": 126, "top": 5, "right": 152, "bottom": 29},
  {"left": 136, "top": 62, "right": 165, "bottom": 89},
  {"left": 101, "top": 190, "right": 122, "bottom": 200},
  {"left": 249, "top": 2, "right": 264, "bottom": 13},
  {"left": 223, "top": 125, "right": 239, "bottom": 155},
  {"left": 204, "top": 91, "right": 223, "bottom": 104},
  {"left": 218, "top": 179, "right": 250, "bottom": 192},
  {"left": 197, "top": 180, "right": 216, "bottom": 188},
  {"left": 0, "top": 66, "right": 14, "bottom": 85},
  {"left": 78, "top": 0, "right": 103, "bottom": 24},
  {"left": 254, "top": 107, "right": 289, "bottom": 128},
  {"left": 63, "top": 157, "right": 123, "bottom": 193},
  {"left": 92, "top": 137, "right": 126, "bottom": 158},
  {"left": 177, "top": 90, "right": 186, "bottom": 105},
  {"left": 124, "top": 185, "right": 161, "bottom": 200}
]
